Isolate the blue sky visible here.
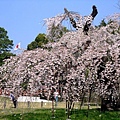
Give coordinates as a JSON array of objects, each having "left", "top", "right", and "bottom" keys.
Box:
[{"left": 0, "top": 0, "right": 120, "bottom": 50}]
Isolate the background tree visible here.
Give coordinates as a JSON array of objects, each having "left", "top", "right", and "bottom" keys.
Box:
[
  {"left": 0, "top": 27, "right": 14, "bottom": 66},
  {"left": 47, "top": 25, "right": 69, "bottom": 42},
  {"left": 98, "top": 19, "right": 107, "bottom": 27},
  {"left": 27, "top": 33, "right": 48, "bottom": 50},
  {"left": 27, "top": 26, "right": 68, "bottom": 51}
]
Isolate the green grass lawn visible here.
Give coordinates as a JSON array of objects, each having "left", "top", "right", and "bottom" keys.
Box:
[
  {"left": 0, "top": 108, "right": 119, "bottom": 120},
  {"left": 0, "top": 96, "right": 119, "bottom": 120}
]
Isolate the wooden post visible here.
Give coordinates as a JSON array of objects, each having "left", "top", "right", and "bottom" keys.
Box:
[
  {"left": 27, "top": 101, "right": 30, "bottom": 108},
  {"left": 3, "top": 100, "right": 6, "bottom": 109},
  {"left": 41, "top": 101, "right": 43, "bottom": 108}
]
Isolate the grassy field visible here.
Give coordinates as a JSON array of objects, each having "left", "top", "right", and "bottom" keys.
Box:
[
  {"left": 0, "top": 96, "right": 119, "bottom": 120},
  {"left": 0, "top": 108, "right": 120, "bottom": 120}
]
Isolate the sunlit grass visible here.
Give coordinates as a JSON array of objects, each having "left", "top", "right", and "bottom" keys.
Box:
[{"left": 0, "top": 108, "right": 120, "bottom": 120}]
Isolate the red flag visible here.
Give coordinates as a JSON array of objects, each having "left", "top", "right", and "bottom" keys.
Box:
[{"left": 14, "top": 43, "right": 21, "bottom": 50}]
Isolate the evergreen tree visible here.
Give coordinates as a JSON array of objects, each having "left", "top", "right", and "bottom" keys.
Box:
[
  {"left": 0, "top": 27, "right": 14, "bottom": 66},
  {"left": 27, "top": 33, "right": 48, "bottom": 50}
]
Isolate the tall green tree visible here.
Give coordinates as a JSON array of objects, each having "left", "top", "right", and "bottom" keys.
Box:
[
  {"left": 27, "top": 33, "right": 48, "bottom": 50},
  {"left": 0, "top": 27, "right": 14, "bottom": 66}
]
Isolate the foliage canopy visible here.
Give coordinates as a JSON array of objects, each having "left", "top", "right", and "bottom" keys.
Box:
[
  {"left": 27, "top": 33, "right": 49, "bottom": 50},
  {"left": 0, "top": 27, "right": 14, "bottom": 66}
]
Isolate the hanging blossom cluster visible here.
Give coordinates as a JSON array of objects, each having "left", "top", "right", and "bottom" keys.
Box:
[
  {"left": 43, "top": 10, "right": 84, "bottom": 41},
  {"left": 0, "top": 14, "right": 120, "bottom": 108},
  {"left": 44, "top": 13, "right": 67, "bottom": 35}
]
